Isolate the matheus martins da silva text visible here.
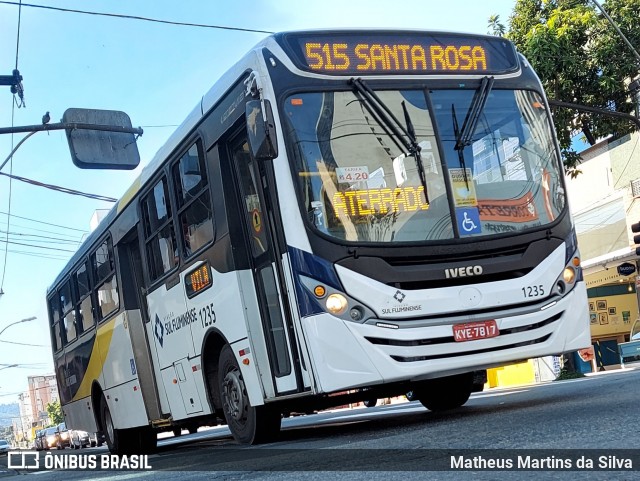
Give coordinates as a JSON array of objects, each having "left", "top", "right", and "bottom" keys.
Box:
[{"left": 451, "top": 455, "right": 633, "bottom": 470}]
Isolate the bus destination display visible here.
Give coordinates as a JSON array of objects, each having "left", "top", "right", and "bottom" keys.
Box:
[{"left": 285, "top": 33, "right": 518, "bottom": 75}]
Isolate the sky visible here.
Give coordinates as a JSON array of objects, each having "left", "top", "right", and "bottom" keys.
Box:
[{"left": 0, "top": 0, "right": 517, "bottom": 413}]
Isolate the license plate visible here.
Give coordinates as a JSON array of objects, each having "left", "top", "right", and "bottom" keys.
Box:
[{"left": 453, "top": 320, "right": 499, "bottom": 342}]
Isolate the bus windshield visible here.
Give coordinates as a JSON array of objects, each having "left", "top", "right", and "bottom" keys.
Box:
[{"left": 283, "top": 87, "right": 565, "bottom": 243}]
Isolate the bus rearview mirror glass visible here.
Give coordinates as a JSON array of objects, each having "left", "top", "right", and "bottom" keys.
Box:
[{"left": 246, "top": 100, "right": 278, "bottom": 160}]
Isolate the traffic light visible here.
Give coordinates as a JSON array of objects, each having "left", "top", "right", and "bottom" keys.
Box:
[{"left": 632, "top": 221, "right": 640, "bottom": 255}]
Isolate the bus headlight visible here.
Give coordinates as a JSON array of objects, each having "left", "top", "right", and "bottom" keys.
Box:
[
  {"left": 555, "top": 249, "right": 581, "bottom": 296},
  {"left": 326, "top": 294, "right": 348, "bottom": 315},
  {"left": 297, "top": 275, "right": 375, "bottom": 322},
  {"left": 563, "top": 266, "right": 576, "bottom": 284}
]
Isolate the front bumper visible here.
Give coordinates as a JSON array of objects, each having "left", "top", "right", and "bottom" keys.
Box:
[{"left": 302, "top": 284, "right": 590, "bottom": 393}]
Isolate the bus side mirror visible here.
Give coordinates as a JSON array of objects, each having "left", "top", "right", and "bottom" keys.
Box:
[{"left": 246, "top": 100, "right": 278, "bottom": 160}]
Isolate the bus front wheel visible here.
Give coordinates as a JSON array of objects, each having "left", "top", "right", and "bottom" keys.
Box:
[
  {"left": 218, "top": 345, "right": 281, "bottom": 444},
  {"left": 415, "top": 372, "right": 474, "bottom": 412}
]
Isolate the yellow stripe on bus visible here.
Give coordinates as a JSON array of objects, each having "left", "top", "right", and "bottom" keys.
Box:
[
  {"left": 71, "top": 317, "right": 117, "bottom": 402},
  {"left": 117, "top": 176, "right": 141, "bottom": 214}
]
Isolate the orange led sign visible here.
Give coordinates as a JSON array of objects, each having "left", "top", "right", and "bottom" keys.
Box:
[
  {"left": 281, "top": 33, "right": 519, "bottom": 76},
  {"left": 186, "top": 263, "right": 212, "bottom": 298},
  {"left": 332, "top": 186, "right": 429, "bottom": 217},
  {"left": 304, "top": 43, "right": 487, "bottom": 73}
]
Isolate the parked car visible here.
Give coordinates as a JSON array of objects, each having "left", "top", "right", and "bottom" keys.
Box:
[
  {"left": 34, "top": 430, "right": 45, "bottom": 451},
  {"left": 69, "top": 429, "right": 90, "bottom": 449},
  {"left": 42, "top": 426, "right": 59, "bottom": 450},
  {"left": 56, "top": 423, "right": 70, "bottom": 449},
  {"left": 0, "top": 439, "right": 9, "bottom": 455}
]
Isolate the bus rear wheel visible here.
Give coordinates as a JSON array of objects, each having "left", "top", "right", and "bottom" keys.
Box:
[
  {"left": 218, "top": 345, "right": 281, "bottom": 444},
  {"left": 100, "top": 394, "right": 156, "bottom": 454},
  {"left": 415, "top": 372, "right": 474, "bottom": 412}
]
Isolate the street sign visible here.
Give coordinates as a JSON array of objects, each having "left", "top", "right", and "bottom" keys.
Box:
[{"left": 63, "top": 108, "right": 140, "bottom": 170}]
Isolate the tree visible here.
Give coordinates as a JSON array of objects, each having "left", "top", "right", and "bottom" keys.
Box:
[
  {"left": 46, "top": 401, "right": 64, "bottom": 425},
  {"left": 495, "top": 0, "right": 640, "bottom": 173},
  {"left": 487, "top": 14, "right": 506, "bottom": 36}
]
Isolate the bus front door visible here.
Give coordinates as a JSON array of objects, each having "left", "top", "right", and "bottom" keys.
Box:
[{"left": 229, "top": 133, "right": 305, "bottom": 396}]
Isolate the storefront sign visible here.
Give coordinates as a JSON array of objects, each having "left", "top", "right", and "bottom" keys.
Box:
[{"left": 617, "top": 262, "right": 636, "bottom": 276}]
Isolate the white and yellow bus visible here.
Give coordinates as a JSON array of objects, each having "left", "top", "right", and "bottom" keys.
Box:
[{"left": 47, "top": 29, "right": 590, "bottom": 454}]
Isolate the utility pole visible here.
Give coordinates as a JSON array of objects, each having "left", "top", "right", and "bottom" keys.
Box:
[{"left": 0, "top": 69, "right": 25, "bottom": 106}]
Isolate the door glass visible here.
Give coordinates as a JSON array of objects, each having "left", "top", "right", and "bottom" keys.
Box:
[
  {"left": 232, "top": 141, "right": 270, "bottom": 257},
  {"left": 260, "top": 266, "right": 291, "bottom": 375}
]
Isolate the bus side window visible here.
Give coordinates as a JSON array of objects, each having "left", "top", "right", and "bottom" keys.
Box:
[
  {"left": 59, "top": 280, "right": 76, "bottom": 344},
  {"left": 172, "top": 141, "right": 214, "bottom": 258},
  {"left": 48, "top": 295, "right": 63, "bottom": 352},
  {"left": 141, "top": 177, "right": 179, "bottom": 281},
  {"left": 92, "top": 238, "right": 120, "bottom": 320},
  {"left": 75, "top": 261, "right": 95, "bottom": 332}
]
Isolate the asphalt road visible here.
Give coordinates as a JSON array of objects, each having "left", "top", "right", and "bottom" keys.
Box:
[{"left": 1, "top": 368, "right": 639, "bottom": 480}]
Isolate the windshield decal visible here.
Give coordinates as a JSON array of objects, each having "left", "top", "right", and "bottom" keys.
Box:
[
  {"left": 336, "top": 166, "right": 370, "bottom": 185},
  {"left": 456, "top": 208, "right": 482, "bottom": 235},
  {"left": 449, "top": 168, "right": 478, "bottom": 207},
  {"left": 478, "top": 192, "right": 538, "bottom": 223}
]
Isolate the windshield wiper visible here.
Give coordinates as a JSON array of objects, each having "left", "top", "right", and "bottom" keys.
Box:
[
  {"left": 453, "top": 76, "right": 494, "bottom": 187},
  {"left": 350, "top": 77, "right": 429, "bottom": 205}
]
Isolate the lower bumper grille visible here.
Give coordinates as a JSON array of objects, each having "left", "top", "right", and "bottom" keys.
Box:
[
  {"left": 389, "top": 333, "right": 552, "bottom": 362},
  {"left": 364, "top": 311, "right": 562, "bottom": 363}
]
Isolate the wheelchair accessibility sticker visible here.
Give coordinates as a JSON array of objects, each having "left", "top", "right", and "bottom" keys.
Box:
[{"left": 456, "top": 208, "right": 481, "bottom": 235}]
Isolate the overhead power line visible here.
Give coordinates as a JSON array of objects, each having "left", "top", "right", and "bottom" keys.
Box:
[
  {"left": 0, "top": 247, "right": 69, "bottom": 261},
  {"left": 0, "top": 239, "right": 76, "bottom": 253},
  {"left": 0, "top": 171, "right": 117, "bottom": 202},
  {"left": 0, "top": 210, "right": 88, "bottom": 233},
  {"left": 0, "top": 229, "right": 82, "bottom": 244},
  {"left": 0, "top": 1, "right": 274, "bottom": 34},
  {"left": 6, "top": 223, "right": 84, "bottom": 240},
  {"left": 0, "top": 338, "right": 48, "bottom": 347}
]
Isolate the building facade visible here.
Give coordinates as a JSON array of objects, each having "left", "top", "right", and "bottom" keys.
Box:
[
  {"left": 566, "top": 131, "right": 640, "bottom": 369},
  {"left": 27, "top": 374, "right": 59, "bottom": 426}
]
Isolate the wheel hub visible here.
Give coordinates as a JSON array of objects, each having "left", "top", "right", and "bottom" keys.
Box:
[{"left": 223, "top": 368, "right": 246, "bottom": 422}]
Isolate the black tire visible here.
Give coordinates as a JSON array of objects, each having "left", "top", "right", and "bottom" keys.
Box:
[
  {"left": 415, "top": 373, "right": 474, "bottom": 412},
  {"left": 101, "top": 394, "right": 128, "bottom": 454},
  {"left": 137, "top": 426, "right": 157, "bottom": 454},
  {"left": 100, "top": 395, "right": 157, "bottom": 455},
  {"left": 188, "top": 427, "right": 198, "bottom": 435},
  {"left": 363, "top": 399, "right": 378, "bottom": 408},
  {"left": 219, "top": 345, "right": 281, "bottom": 444},
  {"left": 172, "top": 427, "right": 182, "bottom": 437},
  {"left": 405, "top": 391, "right": 417, "bottom": 401}
]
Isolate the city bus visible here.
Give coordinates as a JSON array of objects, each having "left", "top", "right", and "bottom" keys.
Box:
[{"left": 46, "top": 29, "right": 590, "bottom": 454}]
